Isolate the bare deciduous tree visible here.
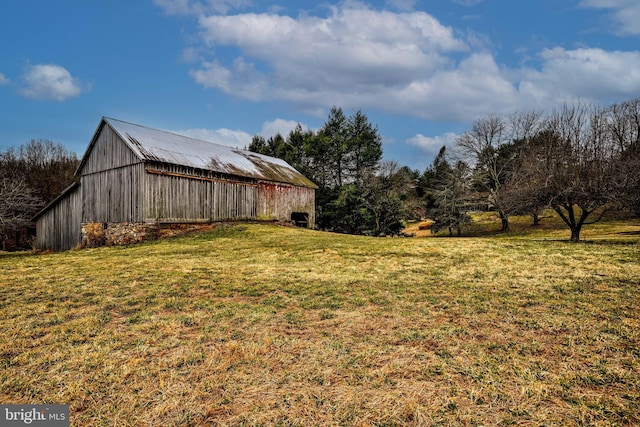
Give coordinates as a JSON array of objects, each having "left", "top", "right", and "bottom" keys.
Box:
[
  {"left": 456, "top": 112, "right": 542, "bottom": 231},
  {"left": 503, "top": 130, "right": 556, "bottom": 227},
  {"left": 515, "top": 103, "right": 621, "bottom": 241},
  {"left": 0, "top": 139, "right": 78, "bottom": 249},
  {"left": 605, "top": 98, "right": 640, "bottom": 216},
  {"left": 0, "top": 178, "right": 43, "bottom": 246}
]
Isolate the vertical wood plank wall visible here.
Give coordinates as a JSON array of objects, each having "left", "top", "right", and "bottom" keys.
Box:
[
  {"left": 257, "top": 183, "right": 315, "bottom": 227},
  {"left": 143, "top": 171, "right": 258, "bottom": 222},
  {"left": 81, "top": 163, "right": 145, "bottom": 223},
  {"left": 35, "top": 185, "right": 82, "bottom": 251}
]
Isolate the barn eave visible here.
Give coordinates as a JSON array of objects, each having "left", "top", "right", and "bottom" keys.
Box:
[{"left": 31, "top": 181, "right": 80, "bottom": 222}]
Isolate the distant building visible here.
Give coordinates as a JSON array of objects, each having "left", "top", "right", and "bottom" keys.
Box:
[{"left": 33, "top": 117, "right": 317, "bottom": 251}]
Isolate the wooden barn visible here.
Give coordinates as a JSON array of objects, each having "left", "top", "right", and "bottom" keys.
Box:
[{"left": 33, "top": 117, "right": 317, "bottom": 251}]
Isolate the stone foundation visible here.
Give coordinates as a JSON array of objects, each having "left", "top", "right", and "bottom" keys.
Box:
[{"left": 81, "top": 222, "right": 160, "bottom": 248}]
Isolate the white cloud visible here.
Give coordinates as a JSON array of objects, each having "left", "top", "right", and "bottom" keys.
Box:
[
  {"left": 0, "top": 73, "right": 9, "bottom": 85},
  {"left": 388, "top": 52, "right": 519, "bottom": 120},
  {"left": 177, "top": 3, "right": 640, "bottom": 122},
  {"left": 260, "top": 119, "right": 307, "bottom": 138},
  {"left": 197, "top": 6, "right": 466, "bottom": 56},
  {"left": 580, "top": 0, "right": 640, "bottom": 35},
  {"left": 518, "top": 48, "right": 640, "bottom": 105},
  {"left": 20, "top": 64, "right": 86, "bottom": 101},
  {"left": 190, "top": 58, "right": 267, "bottom": 101},
  {"left": 190, "top": 61, "right": 232, "bottom": 91},
  {"left": 194, "top": 4, "right": 467, "bottom": 88},
  {"left": 172, "top": 127, "right": 252, "bottom": 148},
  {"left": 407, "top": 132, "right": 459, "bottom": 157},
  {"left": 190, "top": 3, "right": 470, "bottom": 112}
]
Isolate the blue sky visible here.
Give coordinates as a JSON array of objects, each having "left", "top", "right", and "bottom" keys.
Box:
[{"left": 1, "top": 0, "right": 639, "bottom": 170}]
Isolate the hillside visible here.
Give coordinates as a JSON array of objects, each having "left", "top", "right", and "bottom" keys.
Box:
[{"left": 1, "top": 221, "right": 639, "bottom": 425}]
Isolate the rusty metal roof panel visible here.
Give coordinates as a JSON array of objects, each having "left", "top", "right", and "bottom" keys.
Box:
[{"left": 104, "top": 117, "right": 317, "bottom": 188}]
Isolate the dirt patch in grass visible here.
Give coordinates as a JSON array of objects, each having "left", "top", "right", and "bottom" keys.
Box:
[{"left": 1, "top": 220, "right": 639, "bottom": 425}]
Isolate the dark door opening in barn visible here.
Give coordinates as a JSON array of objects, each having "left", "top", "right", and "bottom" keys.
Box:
[{"left": 291, "top": 212, "right": 309, "bottom": 228}]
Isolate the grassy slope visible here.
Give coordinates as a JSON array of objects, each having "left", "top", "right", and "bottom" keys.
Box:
[{"left": 1, "top": 219, "right": 639, "bottom": 426}]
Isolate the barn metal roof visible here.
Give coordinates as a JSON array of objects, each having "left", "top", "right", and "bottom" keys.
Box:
[{"left": 80, "top": 117, "right": 317, "bottom": 188}]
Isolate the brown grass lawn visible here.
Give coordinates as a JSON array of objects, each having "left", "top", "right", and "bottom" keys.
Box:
[{"left": 1, "top": 216, "right": 639, "bottom": 426}]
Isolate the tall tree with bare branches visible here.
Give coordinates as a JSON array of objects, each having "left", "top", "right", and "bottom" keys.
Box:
[
  {"left": 0, "top": 178, "right": 42, "bottom": 248},
  {"left": 456, "top": 112, "right": 542, "bottom": 231},
  {"left": 605, "top": 98, "right": 640, "bottom": 216},
  {"left": 515, "top": 103, "right": 621, "bottom": 241}
]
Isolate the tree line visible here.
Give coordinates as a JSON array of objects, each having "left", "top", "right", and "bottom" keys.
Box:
[
  {"left": 0, "top": 140, "right": 78, "bottom": 249},
  {"left": 1, "top": 98, "right": 638, "bottom": 249},
  {"left": 426, "top": 98, "right": 640, "bottom": 241},
  {"left": 251, "top": 99, "right": 640, "bottom": 241}
]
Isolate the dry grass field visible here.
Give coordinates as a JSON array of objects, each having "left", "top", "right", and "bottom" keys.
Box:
[{"left": 1, "top": 215, "right": 639, "bottom": 426}]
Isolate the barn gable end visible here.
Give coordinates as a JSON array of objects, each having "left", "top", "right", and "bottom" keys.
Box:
[
  {"left": 76, "top": 120, "right": 143, "bottom": 176},
  {"left": 34, "top": 117, "right": 317, "bottom": 251}
]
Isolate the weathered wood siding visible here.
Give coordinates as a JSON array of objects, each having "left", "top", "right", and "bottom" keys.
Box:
[
  {"left": 79, "top": 123, "right": 141, "bottom": 175},
  {"left": 257, "top": 182, "right": 315, "bottom": 228},
  {"left": 77, "top": 124, "right": 146, "bottom": 223},
  {"left": 36, "top": 185, "right": 82, "bottom": 251},
  {"left": 81, "top": 163, "right": 145, "bottom": 223},
  {"left": 143, "top": 165, "right": 258, "bottom": 222}
]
